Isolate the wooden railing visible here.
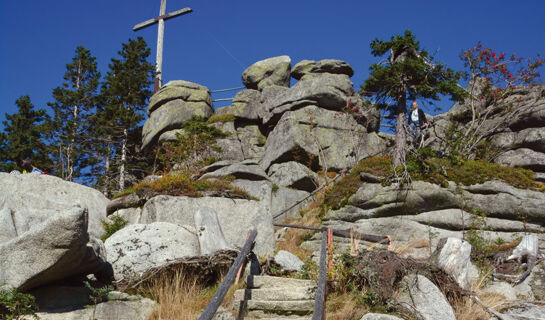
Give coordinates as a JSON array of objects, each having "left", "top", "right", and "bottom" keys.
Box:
[{"left": 198, "top": 229, "right": 257, "bottom": 320}]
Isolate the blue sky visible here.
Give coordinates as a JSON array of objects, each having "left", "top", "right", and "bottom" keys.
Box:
[{"left": 1, "top": 0, "right": 544, "bottom": 129}]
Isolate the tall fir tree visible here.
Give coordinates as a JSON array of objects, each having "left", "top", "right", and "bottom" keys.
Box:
[
  {"left": 360, "top": 30, "right": 465, "bottom": 167},
  {"left": 100, "top": 37, "right": 154, "bottom": 192},
  {"left": 48, "top": 46, "right": 100, "bottom": 181},
  {"left": 0, "top": 96, "right": 52, "bottom": 172}
]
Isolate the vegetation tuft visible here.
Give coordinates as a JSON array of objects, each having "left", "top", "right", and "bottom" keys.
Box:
[
  {"left": 322, "top": 155, "right": 542, "bottom": 212},
  {"left": 113, "top": 173, "right": 257, "bottom": 201},
  {"left": 0, "top": 287, "right": 39, "bottom": 320},
  {"left": 101, "top": 215, "right": 129, "bottom": 241},
  {"left": 206, "top": 114, "right": 235, "bottom": 124}
]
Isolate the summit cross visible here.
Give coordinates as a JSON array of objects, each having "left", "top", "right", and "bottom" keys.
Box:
[{"left": 133, "top": 0, "right": 192, "bottom": 92}]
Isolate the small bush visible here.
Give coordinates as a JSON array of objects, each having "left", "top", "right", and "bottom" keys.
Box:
[
  {"left": 155, "top": 116, "right": 229, "bottom": 173},
  {"left": 101, "top": 215, "right": 129, "bottom": 241},
  {"left": 0, "top": 287, "right": 39, "bottom": 320}
]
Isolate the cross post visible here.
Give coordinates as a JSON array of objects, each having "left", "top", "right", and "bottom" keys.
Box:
[{"left": 133, "top": 0, "right": 192, "bottom": 92}]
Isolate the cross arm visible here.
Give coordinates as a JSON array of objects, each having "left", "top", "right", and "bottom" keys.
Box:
[{"left": 133, "top": 7, "right": 192, "bottom": 31}]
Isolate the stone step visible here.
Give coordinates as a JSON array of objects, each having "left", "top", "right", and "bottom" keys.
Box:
[
  {"left": 233, "top": 300, "right": 314, "bottom": 315},
  {"left": 234, "top": 287, "right": 316, "bottom": 302},
  {"left": 246, "top": 275, "right": 316, "bottom": 289}
]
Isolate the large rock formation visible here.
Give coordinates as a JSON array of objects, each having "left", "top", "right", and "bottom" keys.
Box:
[
  {"left": 305, "top": 179, "right": 545, "bottom": 259},
  {"left": 141, "top": 80, "right": 213, "bottom": 151},
  {"left": 105, "top": 222, "right": 199, "bottom": 280},
  {"left": 0, "top": 206, "right": 110, "bottom": 291},
  {"left": 0, "top": 173, "right": 109, "bottom": 239},
  {"left": 242, "top": 55, "right": 291, "bottom": 90}
]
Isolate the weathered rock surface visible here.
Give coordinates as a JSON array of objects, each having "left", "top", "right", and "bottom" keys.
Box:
[
  {"left": 215, "top": 89, "right": 264, "bottom": 121},
  {"left": 291, "top": 59, "right": 354, "bottom": 80},
  {"left": 326, "top": 180, "right": 545, "bottom": 223},
  {"left": 433, "top": 237, "right": 473, "bottom": 290},
  {"left": 263, "top": 73, "right": 354, "bottom": 126},
  {"left": 0, "top": 173, "right": 108, "bottom": 239},
  {"left": 200, "top": 161, "right": 269, "bottom": 181},
  {"left": 34, "top": 290, "right": 156, "bottom": 320},
  {"left": 141, "top": 99, "right": 213, "bottom": 151},
  {"left": 0, "top": 206, "right": 111, "bottom": 291},
  {"left": 105, "top": 222, "right": 199, "bottom": 280},
  {"left": 242, "top": 55, "right": 291, "bottom": 90},
  {"left": 148, "top": 80, "right": 211, "bottom": 115},
  {"left": 396, "top": 274, "right": 456, "bottom": 320},
  {"left": 409, "top": 209, "right": 543, "bottom": 232},
  {"left": 194, "top": 207, "right": 229, "bottom": 255},
  {"left": 268, "top": 161, "right": 320, "bottom": 192},
  {"left": 260, "top": 105, "right": 387, "bottom": 171},
  {"left": 209, "top": 121, "right": 245, "bottom": 161},
  {"left": 139, "top": 195, "right": 274, "bottom": 256},
  {"left": 274, "top": 250, "right": 304, "bottom": 272},
  {"left": 106, "top": 193, "right": 146, "bottom": 216}
]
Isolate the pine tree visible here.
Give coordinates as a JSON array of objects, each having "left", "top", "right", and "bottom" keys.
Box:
[
  {"left": 0, "top": 96, "right": 52, "bottom": 172},
  {"left": 100, "top": 37, "right": 154, "bottom": 192},
  {"left": 48, "top": 46, "right": 100, "bottom": 181},
  {"left": 360, "top": 30, "right": 465, "bottom": 167}
]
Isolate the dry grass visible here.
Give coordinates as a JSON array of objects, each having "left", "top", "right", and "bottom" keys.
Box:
[
  {"left": 452, "top": 269, "right": 509, "bottom": 320},
  {"left": 389, "top": 238, "right": 430, "bottom": 255},
  {"left": 275, "top": 191, "right": 325, "bottom": 260},
  {"left": 138, "top": 268, "right": 243, "bottom": 320},
  {"left": 325, "top": 291, "right": 369, "bottom": 320}
]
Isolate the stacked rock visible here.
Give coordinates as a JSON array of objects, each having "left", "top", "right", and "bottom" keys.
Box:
[{"left": 141, "top": 80, "right": 213, "bottom": 151}]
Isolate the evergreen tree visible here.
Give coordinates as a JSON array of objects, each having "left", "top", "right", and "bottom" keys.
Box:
[
  {"left": 100, "top": 37, "right": 154, "bottom": 192},
  {"left": 360, "top": 30, "right": 465, "bottom": 167},
  {"left": 48, "top": 46, "right": 100, "bottom": 181},
  {"left": 0, "top": 96, "right": 52, "bottom": 172}
]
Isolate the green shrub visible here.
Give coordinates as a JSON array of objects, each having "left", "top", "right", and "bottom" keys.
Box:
[
  {"left": 101, "top": 215, "right": 129, "bottom": 241},
  {"left": 155, "top": 116, "right": 229, "bottom": 173},
  {"left": 0, "top": 286, "right": 39, "bottom": 320}
]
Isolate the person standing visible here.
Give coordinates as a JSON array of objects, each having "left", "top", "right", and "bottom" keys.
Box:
[{"left": 407, "top": 101, "right": 428, "bottom": 136}]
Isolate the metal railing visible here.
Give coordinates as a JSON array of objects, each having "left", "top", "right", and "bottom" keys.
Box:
[{"left": 198, "top": 229, "right": 257, "bottom": 320}]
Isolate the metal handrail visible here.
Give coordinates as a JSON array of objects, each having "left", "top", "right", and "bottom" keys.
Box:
[
  {"left": 198, "top": 229, "right": 258, "bottom": 320},
  {"left": 312, "top": 229, "right": 329, "bottom": 320},
  {"left": 273, "top": 223, "right": 389, "bottom": 244}
]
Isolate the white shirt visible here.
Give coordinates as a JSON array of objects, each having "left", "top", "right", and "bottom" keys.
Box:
[{"left": 411, "top": 109, "right": 419, "bottom": 123}]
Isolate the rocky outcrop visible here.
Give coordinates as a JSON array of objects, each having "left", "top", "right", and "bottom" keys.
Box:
[
  {"left": 242, "top": 55, "right": 291, "bottom": 90},
  {"left": 268, "top": 161, "right": 321, "bottom": 192},
  {"left": 260, "top": 105, "right": 387, "bottom": 172},
  {"left": 33, "top": 288, "right": 156, "bottom": 320},
  {"left": 0, "top": 206, "right": 111, "bottom": 291},
  {"left": 325, "top": 180, "right": 545, "bottom": 223},
  {"left": 141, "top": 80, "right": 213, "bottom": 151},
  {"left": 105, "top": 222, "right": 199, "bottom": 280},
  {"left": 427, "top": 85, "right": 545, "bottom": 178},
  {"left": 215, "top": 89, "right": 264, "bottom": 122},
  {"left": 138, "top": 195, "right": 274, "bottom": 256},
  {"left": 263, "top": 73, "right": 355, "bottom": 126},
  {"left": 0, "top": 173, "right": 109, "bottom": 239},
  {"left": 291, "top": 59, "right": 354, "bottom": 80}
]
